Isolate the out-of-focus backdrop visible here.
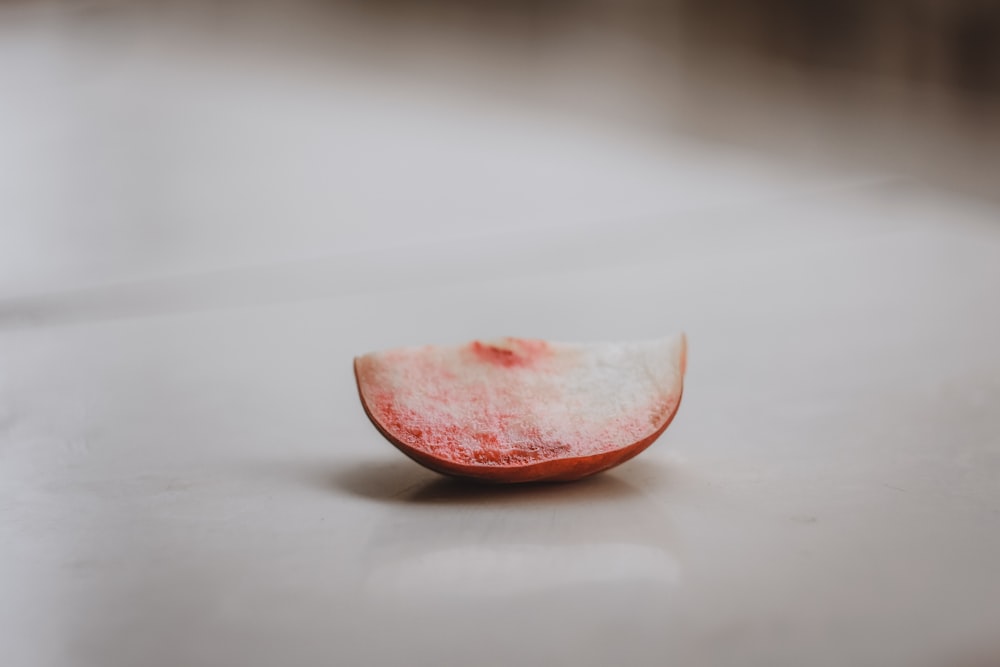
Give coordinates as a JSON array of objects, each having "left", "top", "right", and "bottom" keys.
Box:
[
  {"left": 1, "top": 2, "right": 999, "bottom": 667},
  {"left": 2, "top": 0, "right": 999, "bottom": 297}
]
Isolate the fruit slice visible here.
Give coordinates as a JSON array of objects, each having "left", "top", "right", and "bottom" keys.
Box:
[{"left": 354, "top": 334, "right": 687, "bottom": 483}]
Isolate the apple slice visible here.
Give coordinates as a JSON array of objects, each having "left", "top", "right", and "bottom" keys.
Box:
[{"left": 354, "top": 334, "right": 687, "bottom": 483}]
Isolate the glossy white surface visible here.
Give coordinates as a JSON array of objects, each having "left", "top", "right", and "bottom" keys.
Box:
[{"left": 2, "top": 5, "right": 1000, "bottom": 667}]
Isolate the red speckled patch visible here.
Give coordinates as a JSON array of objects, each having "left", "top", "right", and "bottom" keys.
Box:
[{"left": 467, "top": 338, "right": 552, "bottom": 368}]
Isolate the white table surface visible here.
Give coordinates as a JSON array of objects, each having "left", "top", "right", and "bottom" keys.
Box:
[{"left": 2, "top": 5, "right": 999, "bottom": 667}]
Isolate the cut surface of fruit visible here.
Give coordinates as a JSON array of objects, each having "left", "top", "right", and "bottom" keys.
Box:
[{"left": 354, "top": 334, "right": 686, "bottom": 483}]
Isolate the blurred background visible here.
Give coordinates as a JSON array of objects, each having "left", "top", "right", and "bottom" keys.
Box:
[{"left": 2, "top": 0, "right": 998, "bottom": 303}]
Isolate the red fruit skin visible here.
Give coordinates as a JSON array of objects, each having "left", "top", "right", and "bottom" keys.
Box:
[{"left": 353, "top": 358, "right": 684, "bottom": 484}]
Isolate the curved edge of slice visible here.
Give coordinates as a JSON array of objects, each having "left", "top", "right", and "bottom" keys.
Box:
[{"left": 354, "top": 334, "right": 687, "bottom": 483}]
